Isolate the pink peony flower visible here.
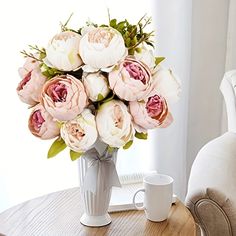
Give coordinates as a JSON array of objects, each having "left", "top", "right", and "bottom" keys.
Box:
[
  {"left": 108, "top": 57, "right": 152, "bottom": 101},
  {"left": 129, "top": 94, "right": 173, "bottom": 132},
  {"left": 17, "top": 57, "right": 46, "bottom": 105},
  {"left": 41, "top": 75, "right": 88, "bottom": 121},
  {"left": 28, "top": 104, "right": 60, "bottom": 139}
]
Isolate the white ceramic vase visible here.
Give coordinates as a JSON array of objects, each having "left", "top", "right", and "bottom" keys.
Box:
[{"left": 78, "top": 142, "right": 118, "bottom": 227}]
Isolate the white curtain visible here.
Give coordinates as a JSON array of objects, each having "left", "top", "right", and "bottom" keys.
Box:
[
  {"left": 187, "top": 0, "right": 230, "bottom": 178},
  {"left": 152, "top": 0, "right": 231, "bottom": 200},
  {"left": 225, "top": 0, "right": 236, "bottom": 71},
  {"left": 150, "top": 0, "right": 192, "bottom": 200},
  {"left": 222, "top": 0, "right": 236, "bottom": 132},
  {"left": 118, "top": 0, "right": 193, "bottom": 201}
]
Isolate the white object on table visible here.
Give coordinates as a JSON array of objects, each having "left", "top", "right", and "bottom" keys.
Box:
[{"left": 109, "top": 171, "right": 177, "bottom": 212}]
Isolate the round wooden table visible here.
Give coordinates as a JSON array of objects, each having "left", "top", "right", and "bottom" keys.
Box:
[{"left": 0, "top": 187, "right": 196, "bottom": 236}]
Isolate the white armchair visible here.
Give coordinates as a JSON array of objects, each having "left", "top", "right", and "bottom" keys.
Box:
[{"left": 185, "top": 70, "right": 236, "bottom": 236}]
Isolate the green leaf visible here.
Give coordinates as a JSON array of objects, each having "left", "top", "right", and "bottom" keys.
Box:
[
  {"left": 39, "top": 51, "right": 46, "bottom": 60},
  {"left": 100, "top": 24, "right": 108, "bottom": 27},
  {"left": 42, "top": 70, "right": 51, "bottom": 77},
  {"left": 135, "top": 132, "right": 148, "bottom": 140},
  {"left": 40, "top": 63, "right": 63, "bottom": 79},
  {"left": 107, "top": 146, "right": 115, "bottom": 154},
  {"left": 47, "top": 137, "right": 67, "bottom": 158},
  {"left": 97, "top": 93, "right": 104, "bottom": 101},
  {"left": 131, "top": 36, "right": 138, "bottom": 45},
  {"left": 128, "top": 48, "right": 135, "bottom": 55},
  {"left": 117, "top": 21, "right": 126, "bottom": 31},
  {"left": 70, "top": 150, "right": 83, "bottom": 161},
  {"left": 135, "top": 47, "right": 142, "bottom": 53},
  {"left": 110, "top": 19, "right": 117, "bottom": 28},
  {"left": 146, "top": 41, "right": 155, "bottom": 48},
  {"left": 125, "top": 38, "right": 131, "bottom": 47},
  {"left": 56, "top": 121, "right": 62, "bottom": 128},
  {"left": 155, "top": 57, "right": 165, "bottom": 65},
  {"left": 123, "top": 140, "right": 133, "bottom": 150}
]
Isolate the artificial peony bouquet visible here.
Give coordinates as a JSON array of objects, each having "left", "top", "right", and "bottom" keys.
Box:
[{"left": 17, "top": 15, "right": 181, "bottom": 160}]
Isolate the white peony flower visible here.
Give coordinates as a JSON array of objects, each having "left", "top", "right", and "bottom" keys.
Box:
[
  {"left": 60, "top": 109, "right": 98, "bottom": 152},
  {"left": 152, "top": 66, "right": 181, "bottom": 104},
  {"left": 83, "top": 72, "right": 110, "bottom": 101},
  {"left": 81, "top": 25, "right": 96, "bottom": 36},
  {"left": 134, "top": 44, "right": 156, "bottom": 69},
  {"left": 44, "top": 31, "right": 83, "bottom": 71},
  {"left": 96, "top": 100, "right": 134, "bottom": 148},
  {"left": 79, "top": 27, "right": 127, "bottom": 71}
]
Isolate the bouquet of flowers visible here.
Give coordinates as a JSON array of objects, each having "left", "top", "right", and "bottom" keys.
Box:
[{"left": 17, "top": 14, "right": 180, "bottom": 161}]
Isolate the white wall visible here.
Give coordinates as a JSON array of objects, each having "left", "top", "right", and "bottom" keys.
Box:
[{"left": 187, "top": 0, "right": 230, "bottom": 177}]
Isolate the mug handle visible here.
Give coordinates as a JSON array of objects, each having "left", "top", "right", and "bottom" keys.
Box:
[{"left": 133, "top": 188, "right": 145, "bottom": 210}]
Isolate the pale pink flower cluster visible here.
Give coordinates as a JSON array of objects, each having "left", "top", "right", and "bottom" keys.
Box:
[
  {"left": 17, "top": 21, "right": 181, "bottom": 154},
  {"left": 17, "top": 57, "right": 46, "bottom": 105}
]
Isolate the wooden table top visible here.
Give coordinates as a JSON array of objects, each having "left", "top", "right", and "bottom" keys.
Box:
[{"left": 0, "top": 187, "right": 196, "bottom": 236}]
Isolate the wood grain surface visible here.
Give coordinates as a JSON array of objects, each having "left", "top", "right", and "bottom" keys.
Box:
[{"left": 0, "top": 187, "right": 196, "bottom": 236}]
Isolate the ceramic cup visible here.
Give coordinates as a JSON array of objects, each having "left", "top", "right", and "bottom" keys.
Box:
[{"left": 133, "top": 174, "right": 173, "bottom": 222}]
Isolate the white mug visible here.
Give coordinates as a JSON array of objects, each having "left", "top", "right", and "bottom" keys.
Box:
[{"left": 133, "top": 174, "right": 173, "bottom": 222}]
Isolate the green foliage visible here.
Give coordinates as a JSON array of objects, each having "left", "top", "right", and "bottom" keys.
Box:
[
  {"left": 135, "top": 132, "right": 148, "bottom": 140},
  {"left": 56, "top": 121, "right": 63, "bottom": 128},
  {"left": 123, "top": 140, "right": 133, "bottom": 150},
  {"left": 97, "top": 93, "right": 104, "bottom": 101},
  {"left": 109, "top": 15, "right": 155, "bottom": 55},
  {"left": 60, "top": 13, "right": 74, "bottom": 31},
  {"left": 60, "top": 13, "right": 81, "bottom": 34},
  {"left": 47, "top": 137, "right": 67, "bottom": 158},
  {"left": 41, "top": 63, "right": 63, "bottom": 80},
  {"left": 107, "top": 146, "right": 115, "bottom": 154},
  {"left": 100, "top": 92, "right": 115, "bottom": 104},
  {"left": 20, "top": 45, "right": 64, "bottom": 80},
  {"left": 20, "top": 45, "right": 46, "bottom": 62},
  {"left": 70, "top": 150, "right": 83, "bottom": 161},
  {"left": 155, "top": 57, "right": 165, "bottom": 65}
]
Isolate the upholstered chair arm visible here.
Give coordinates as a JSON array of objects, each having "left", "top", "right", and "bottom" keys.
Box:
[{"left": 185, "top": 132, "right": 236, "bottom": 236}]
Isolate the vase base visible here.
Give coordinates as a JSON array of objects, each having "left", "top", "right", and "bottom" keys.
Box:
[{"left": 80, "top": 213, "right": 112, "bottom": 227}]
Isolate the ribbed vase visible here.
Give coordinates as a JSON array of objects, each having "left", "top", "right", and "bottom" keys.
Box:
[{"left": 78, "top": 149, "right": 117, "bottom": 227}]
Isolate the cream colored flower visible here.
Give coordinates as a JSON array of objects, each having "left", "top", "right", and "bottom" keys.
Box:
[
  {"left": 45, "top": 31, "right": 83, "bottom": 71},
  {"left": 61, "top": 109, "right": 98, "bottom": 152},
  {"left": 81, "top": 25, "right": 96, "bottom": 36},
  {"left": 134, "top": 44, "right": 156, "bottom": 69},
  {"left": 83, "top": 72, "right": 110, "bottom": 101},
  {"left": 152, "top": 67, "right": 181, "bottom": 104},
  {"left": 79, "top": 27, "right": 127, "bottom": 71},
  {"left": 96, "top": 100, "right": 134, "bottom": 148}
]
